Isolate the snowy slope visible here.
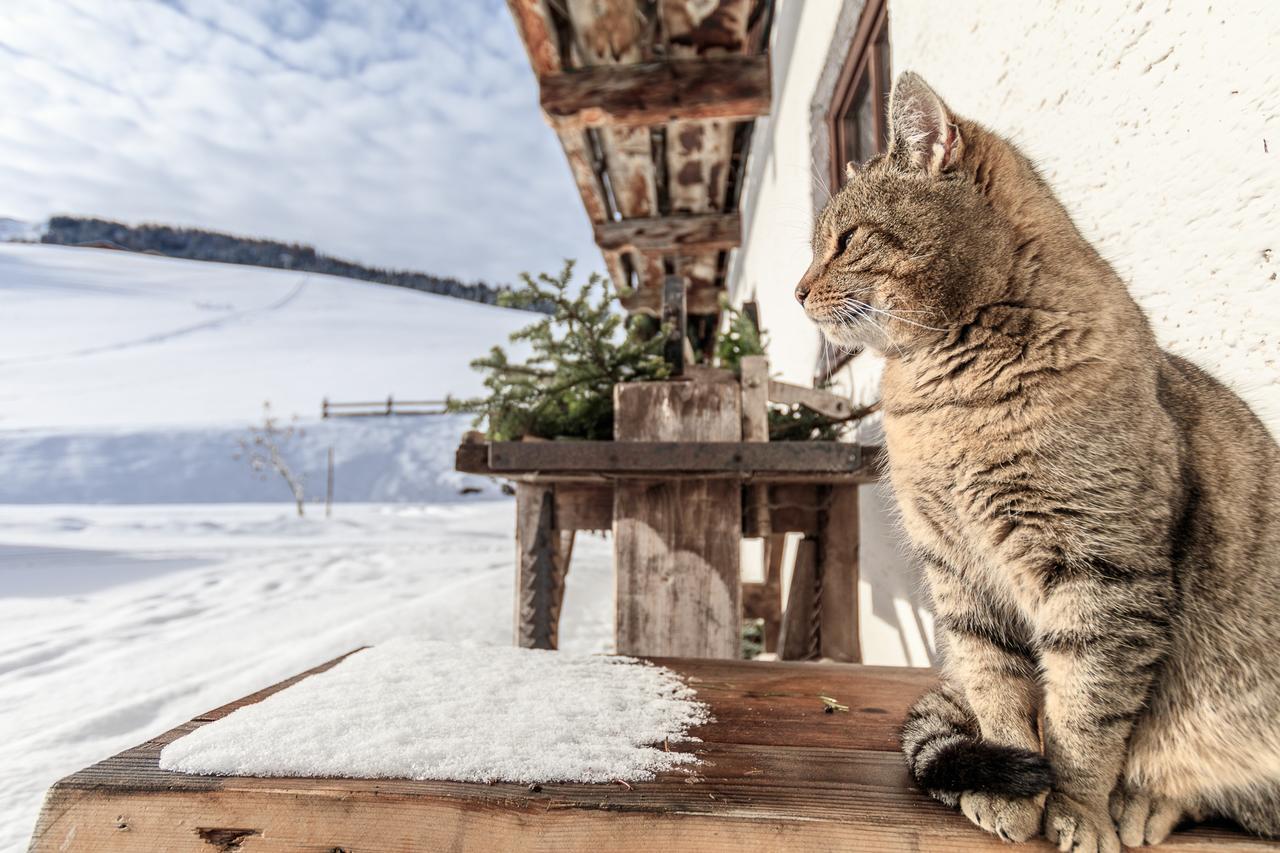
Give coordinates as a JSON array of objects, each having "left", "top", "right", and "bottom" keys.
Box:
[
  {"left": 0, "top": 243, "right": 534, "bottom": 502},
  {"left": 0, "top": 242, "right": 528, "bottom": 429}
]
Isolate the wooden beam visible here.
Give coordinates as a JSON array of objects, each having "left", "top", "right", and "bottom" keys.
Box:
[
  {"left": 484, "top": 441, "right": 866, "bottom": 476},
  {"left": 594, "top": 212, "right": 741, "bottom": 254},
  {"left": 505, "top": 0, "right": 562, "bottom": 77},
  {"left": 540, "top": 54, "right": 771, "bottom": 130}
]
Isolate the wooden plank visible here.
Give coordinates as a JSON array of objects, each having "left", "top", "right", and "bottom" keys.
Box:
[
  {"left": 486, "top": 441, "right": 866, "bottom": 475},
  {"left": 768, "top": 379, "right": 858, "bottom": 419},
  {"left": 594, "top": 212, "right": 741, "bottom": 253},
  {"left": 506, "top": 0, "right": 562, "bottom": 77},
  {"left": 515, "top": 483, "right": 570, "bottom": 649},
  {"left": 539, "top": 54, "right": 771, "bottom": 129},
  {"left": 555, "top": 483, "right": 613, "bottom": 531},
  {"left": 614, "top": 381, "right": 741, "bottom": 658},
  {"left": 30, "top": 657, "right": 1268, "bottom": 853},
  {"left": 778, "top": 537, "right": 819, "bottom": 661},
  {"left": 819, "top": 485, "right": 861, "bottom": 663}
]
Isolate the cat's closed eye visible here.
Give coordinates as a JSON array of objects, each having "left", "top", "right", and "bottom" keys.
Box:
[{"left": 835, "top": 226, "right": 859, "bottom": 256}]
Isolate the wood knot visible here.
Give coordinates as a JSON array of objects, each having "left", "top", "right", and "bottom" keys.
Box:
[{"left": 196, "top": 827, "right": 261, "bottom": 850}]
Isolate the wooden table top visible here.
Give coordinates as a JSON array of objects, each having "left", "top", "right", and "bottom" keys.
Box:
[{"left": 28, "top": 655, "right": 1275, "bottom": 852}]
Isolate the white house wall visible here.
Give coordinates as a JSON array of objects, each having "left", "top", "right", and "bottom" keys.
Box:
[{"left": 729, "top": 0, "right": 1280, "bottom": 666}]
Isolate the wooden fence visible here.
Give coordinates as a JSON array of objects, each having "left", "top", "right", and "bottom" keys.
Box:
[{"left": 321, "top": 397, "right": 448, "bottom": 418}]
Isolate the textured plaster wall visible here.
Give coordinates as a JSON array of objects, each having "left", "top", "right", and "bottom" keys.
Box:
[
  {"left": 729, "top": 0, "right": 1280, "bottom": 666},
  {"left": 890, "top": 0, "right": 1280, "bottom": 436}
]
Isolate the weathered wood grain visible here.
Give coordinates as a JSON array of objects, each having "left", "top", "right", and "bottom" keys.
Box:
[
  {"left": 29, "top": 656, "right": 1268, "bottom": 852},
  {"left": 540, "top": 54, "right": 771, "bottom": 129},
  {"left": 768, "top": 379, "right": 858, "bottom": 419},
  {"left": 485, "top": 441, "right": 867, "bottom": 475},
  {"left": 778, "top": 537, "right": 819, "bottom": 661},
  {"left": 819, "top": 485, "right": 861, "bottom": 663},
  {"left": 594, "top": 212, "right": 740, "bottom": 253},
  {"left": 614, "top": 381, "right": 741, "bottom": 658},
  {"left": 515, "top": 483, "right": 571, "bottom": 649}
]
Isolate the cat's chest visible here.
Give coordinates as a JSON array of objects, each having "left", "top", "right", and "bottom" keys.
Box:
[{"left": 883, "top": 412, "right": 1019, "bottom": 562}]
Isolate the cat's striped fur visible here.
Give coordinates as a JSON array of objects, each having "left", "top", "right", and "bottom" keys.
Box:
[{"left": 796, "top": 72, "right": 1280, "bottom": 852}]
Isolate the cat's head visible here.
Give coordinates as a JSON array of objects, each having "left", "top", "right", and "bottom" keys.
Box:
[{"left": 797, "top": 72, "right": 1020, "bottom": 355}]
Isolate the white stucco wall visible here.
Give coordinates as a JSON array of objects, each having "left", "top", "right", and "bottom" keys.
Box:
[
  {"left": 730, "top": 0, "right": 1280, "bottom": 666},
  {"left": 890, "top": 0, "right": 1280, "bottom": 437}
]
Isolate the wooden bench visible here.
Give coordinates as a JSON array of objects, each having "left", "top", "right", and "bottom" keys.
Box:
[{"left": 29, "top": 656, "right": 1271, "bottom": 852}]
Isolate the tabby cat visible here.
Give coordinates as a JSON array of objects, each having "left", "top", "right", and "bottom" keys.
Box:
[{"left": 795, "top": 71, "right": 1280, "bottom": 852}]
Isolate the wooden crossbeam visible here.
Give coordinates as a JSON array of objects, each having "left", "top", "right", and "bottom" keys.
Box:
[
  {"left": 540, "top": 54, "right": 771, "bottom": 130},
  {"left": 487, "top": 441, "right": 865, "bottom": 475},
  {"left": 768, "top": 380, "right": 858, "bottom": 419},
  {"left": 594, "top": 212, "right": 740, "bottom": 254}
]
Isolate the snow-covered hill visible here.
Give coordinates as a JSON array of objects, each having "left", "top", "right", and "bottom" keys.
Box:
[{"left": 0, "top": 243, "right": 531, "bottom": 502}]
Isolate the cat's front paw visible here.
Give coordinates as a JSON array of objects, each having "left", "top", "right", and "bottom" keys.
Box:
[
  {"left": 1045, "top": 792, "right": 1120, "bottom": 853},
  {"left": 960, "top": 789, "right": 1047, "bottom": 842},
  {"left": 1108, "top": 785, "right": 1198, "bottom": 847}
]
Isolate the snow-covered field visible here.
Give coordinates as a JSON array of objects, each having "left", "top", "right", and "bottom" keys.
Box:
[{"left": 0, "top": 245, "right": 610, "bottom": 851}]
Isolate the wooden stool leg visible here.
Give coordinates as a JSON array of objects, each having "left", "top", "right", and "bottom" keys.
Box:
[
  {"left": 515, "top": 483, "right": 569, "bottom": 650},
  {"left": 778, "top": 537, "right": 819, "bottom": 661},
  {"left": 819, "top": 485, "right": 861, "bottom": 663}
]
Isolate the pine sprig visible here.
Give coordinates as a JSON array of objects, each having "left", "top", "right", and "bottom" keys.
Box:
[{"left": 448, "top": 262, "right": 670, "bottom": 440}]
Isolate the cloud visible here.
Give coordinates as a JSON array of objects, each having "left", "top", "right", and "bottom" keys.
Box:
[{"left": 0, "top": 0, "right": 602, "bottom": 284}]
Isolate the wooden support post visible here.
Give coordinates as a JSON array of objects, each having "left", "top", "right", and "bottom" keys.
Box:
[
  {"left": 662, "top": 275, "right": 687, "bottom": 376},
  {"left": 819, "top": 485, "right": 861, "bottom": 663},
  {"left": 613, "top": 381, "right": 741, "bottom": 658},
  {"left": 514, "top": 483, "right": 571, "bottom": 650},
  {"left": 778, "top": 537, "right": 819, "bottom": 661}
]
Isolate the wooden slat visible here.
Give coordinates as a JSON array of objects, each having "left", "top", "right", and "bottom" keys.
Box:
[
  {"left": 819, "top": 485, "right": 861, "bottom": 663},
  {"left": 540, "top": 54, "right": 771, "bottom": 129},
  {"left": 515, "top": 483, "right": 570, "bottom": 649},
  {"left": 768, "top": 379, "right": 857, "bottom": 419},
  {"left": 594, "top": 212, "right": 740, "bottom": 253},
  {"left": 778, "top": 537, "right": 818, "bottom": 660},
  {"left": 30, "top": 657, "right": 1268, "bottom": 852},
  {"left": 614, "top": 381, "right": 741, "bottom": 658}
]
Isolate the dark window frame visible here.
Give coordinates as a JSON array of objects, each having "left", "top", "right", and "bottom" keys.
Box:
[
  {"left": 815, "top": 0, "right": 889, "bottom": 385},
  {"left": 825, "top": 0, "right": 890, "bottom": 193}
]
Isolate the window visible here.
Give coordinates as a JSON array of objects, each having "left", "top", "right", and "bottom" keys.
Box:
[
  {"left": 814, "top": 0, "right": 890, "bottom": 386},
  {"left": 827, "top": 0, "right": 890, "bottom": 191}
]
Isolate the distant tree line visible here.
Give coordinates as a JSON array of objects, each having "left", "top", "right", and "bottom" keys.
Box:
[{"left": 42, "top": 216, "right": 552, "bottom": 313}]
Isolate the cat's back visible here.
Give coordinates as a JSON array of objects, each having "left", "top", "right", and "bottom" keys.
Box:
[{"left": 1157, "top": 352, "right": 1280, "bottom": 589}]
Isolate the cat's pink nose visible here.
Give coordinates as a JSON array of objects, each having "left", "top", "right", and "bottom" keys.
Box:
[{"left": 795, "top": 281, "right": 810, "bottom": 305}]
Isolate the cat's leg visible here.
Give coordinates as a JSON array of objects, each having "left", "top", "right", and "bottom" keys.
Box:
[
  {"left": 1035, "top": 562, "right": 1172, "bottom": 853},
  {"left": 920, "top": 554, "right": 1052, "bottom": 841}
]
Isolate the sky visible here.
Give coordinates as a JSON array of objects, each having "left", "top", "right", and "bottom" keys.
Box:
[{"left": 0, "top": 0, "right": 603, "bottom": 284}]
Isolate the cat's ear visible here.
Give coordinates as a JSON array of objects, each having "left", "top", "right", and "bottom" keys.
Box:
[
  {"left": 888, "top": 71, "right": 963, "bottom": 176},
  {"left": 845, "top": 161, "right": 860, "bottom": 181}
]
